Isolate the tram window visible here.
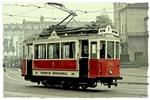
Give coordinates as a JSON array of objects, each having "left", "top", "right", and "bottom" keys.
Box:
[
  {"left": 27, "top": 45, "right": 32, "bottom": 58},
  {"left": 83, "top": 45, "right": 88, "bottom": 56},
  {"left": 61, "top": 42, "right": 75, "bottom": 59},
  {"left": 34, "top": 44, "right": 46, "bottom": 59},
  {"left": 116, "top": 42, "right": 119, "bottom": 58},
  {"left": 100, "top": 41, "right": 106, "bottom": 58},
  {"left": 91, "top": 42, "right": 97, "bottom": 58},
  {"left": 107, "top": 41, "right": 114, "bottom": 59},
  {"left": 47, "top": 43, "right": 60, "bottom": 59},
  {"left": 81, "top": 40, "right": 88, "bottom": 57}
]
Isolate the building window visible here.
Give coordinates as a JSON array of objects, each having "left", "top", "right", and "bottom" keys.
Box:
[
  {"left": 135, "top": 52, "right": 143, "bottom": 62},
  {"left": 47, "top": 43, "right": 60, "bottom": 59},
  {"left": 19, "top": 25, "right": 23, "bottom": 29},
  {"left": 91, "top": 42, "right": 97, "bottom": 58},
  {"left": 61, "top": 42, "right": 75, "bottom": 59},
  {"left": 11, "top": 25, "right": 15, "bottom": 29},
  {"left": 33, "top": 25, "right": 38, "bottom": 30},
  {"left": 4, "top": 25, "right": 8, "bottom": 29},
  {"left": 121, "top": 24, "right": 124, "bottom": 34},
  {"left": 107, "top": 41, "right": 114, "bottom": 59},
  {"left": 34, "top": 44, "right": 46, "bottom": 59},
  {"left": 26, "top": 25, "right": 31, "bottom": 29}
]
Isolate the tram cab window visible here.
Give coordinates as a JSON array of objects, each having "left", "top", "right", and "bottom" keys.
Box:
[
  {"left": 61, "top": 42, "right": 75, "bottom": 59},
  {"left": 107, "top": 41, "right": 114, "bottom": 59},
  {"left": 47, "top": 43, "right": 60, "bottom": 59},
  {"left": 100, "top": 41, "right": 106, "bottom": 58},
  {"left": 34, "top": 44, "right": 46, "bottom": 59},
  {"left": 91, "top": 42, "right": 97, "bottom": 58},
  {"left": 116, "top": 42, "right": 120, "bottom": 58}
]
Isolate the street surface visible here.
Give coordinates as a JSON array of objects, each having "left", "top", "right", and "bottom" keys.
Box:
[{"left": 3, "top": 67, "right": 148, "bottom": 98}]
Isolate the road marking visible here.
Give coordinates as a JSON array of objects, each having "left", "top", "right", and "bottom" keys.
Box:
[
  {"left": 6, "top": 69, "right": 22, "bottom": 79},
  {"left": 4, "top": 73, "right": 23, "bottom": 82},
  {"left": 4, "top": 91, "right": 58, "bottom": 97}
]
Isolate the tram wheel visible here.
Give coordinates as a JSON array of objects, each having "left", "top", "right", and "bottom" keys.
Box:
[
  {"left": 72, "top": 85, "right": 80, "bottom": 90},
  {"left": 108, "top": 84, "right": 111, "bottom": 88},
  {"left": 42, "top": 80, "right": 51, "bottom": 88},
  {"left": 62, "top": 84, "right": 71, "bottom": 89},
  {"left": 81, "top": 85, "right": 88, "bottom": 90}
]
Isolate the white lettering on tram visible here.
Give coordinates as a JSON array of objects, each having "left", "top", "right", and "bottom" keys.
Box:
[{"left": 33, "top": 70, "right": 79, "bottom": 77}]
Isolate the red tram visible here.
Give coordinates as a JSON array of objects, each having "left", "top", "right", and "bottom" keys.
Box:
[{"left": 21, "top": 25, "right": 122, "bottom": 89}]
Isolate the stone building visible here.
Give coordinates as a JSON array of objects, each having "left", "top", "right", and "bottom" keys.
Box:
[
  {"left": 23, "top": 16, "right": 91, "bottom": 40},
  {"left": 3, "top": 23, "right": 24, "bottom": 67},
  {"left": 3, "top": 16, "right": 90, "bottom": 67},
  {"left": 113, "top": 3, "right": 148, "bottom": 65},
  {"left": 23, "top": 16, "right": 50, "bottom": 40},
  {"left": 3, "top": 24, "right": 24, "bottom": 56}
]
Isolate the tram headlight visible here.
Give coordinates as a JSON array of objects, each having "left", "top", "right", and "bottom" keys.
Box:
[{"left": 108, "top": 69, "right": 112, "bottom": 75}]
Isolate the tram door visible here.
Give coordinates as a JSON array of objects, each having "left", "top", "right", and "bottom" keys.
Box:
[
  {"left": 79, "top": 40, "right": 89, "bottom": 77},
  {"left": 26, "top": 44, "right": 33, "bottom": 78}
]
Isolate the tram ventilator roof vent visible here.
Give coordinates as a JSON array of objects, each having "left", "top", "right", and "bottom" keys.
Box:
[
  {"left": 48, "top": 31, "right": 60, "bottom": 39},
  {"left": 98, "top": 25, "right": 119, "bottom": 36}
]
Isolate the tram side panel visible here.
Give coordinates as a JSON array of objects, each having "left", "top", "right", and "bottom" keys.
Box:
[
  {"left": 100, "top": 59, "right": 120, "bottom": 77},
  {"left": 32, "top": 59, "right": 79, "bottom": 77},
  {"left": 21, "top": 59, "right": 27, "bottom": 76},
  {"left": 88, "top": 59, "right": 120, "bottom": 78},
  {"left": 88, "top": 59, "right": 101, "bottom": 78}
]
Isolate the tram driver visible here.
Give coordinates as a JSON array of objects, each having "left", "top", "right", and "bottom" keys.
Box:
[
  {"left": 100, "top": 44, "right": 105, "bottom": 58},
  {"left": 100, "top": 43, "right": 111, "bottom": 58}
]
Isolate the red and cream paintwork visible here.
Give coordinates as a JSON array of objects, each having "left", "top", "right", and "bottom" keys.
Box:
[
  {"left": 32, "top": 59, "right": 79, "bottom": 77},
  {"left": 89, "top": 59, "right": 120, "bottom": 78},
  {"left": 21, "top": 25, "right": 121, "bottom": 79},
  {"left": 21, "top": 59, "right": 26, "bottom": 76},
  {"left": 21, "top": 39, "right": 80, "bottom": 77},
  {"left": 21, "top": 59, "right": 120, "bottom": 78}
]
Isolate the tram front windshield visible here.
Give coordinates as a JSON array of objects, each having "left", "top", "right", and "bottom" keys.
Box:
[{"left": 100, "top": 41, "right": 119, "bottom": 59}]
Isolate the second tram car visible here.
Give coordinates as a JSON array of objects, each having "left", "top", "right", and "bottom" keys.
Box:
[{"left": 21, "top": 26, "right": 122, "bottom": 89}]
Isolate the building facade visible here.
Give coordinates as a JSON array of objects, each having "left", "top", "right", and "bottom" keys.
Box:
[
  {"left": 114, "top": 3, "right": 148, "bottom": 65},
  {"left": 23, "top": 16, "right": 91, "bottom": 40},
  {"left": 3, "top": 16, "right": 90, "bottom": 67},
  {"left": 3, "top": 23, "right": 24, "bottom": 67}
]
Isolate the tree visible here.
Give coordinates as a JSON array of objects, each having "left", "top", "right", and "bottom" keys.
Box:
[{"left": 96, "top": 15, "right": 114, "bottom": 28}]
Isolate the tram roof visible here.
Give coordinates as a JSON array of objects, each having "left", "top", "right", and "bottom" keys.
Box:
[
  {"left": 24, "top": 33, "right": 120, "bottom": 44},
  {"left": 24, "top": 25, "right": 120, "bottom": 44}
]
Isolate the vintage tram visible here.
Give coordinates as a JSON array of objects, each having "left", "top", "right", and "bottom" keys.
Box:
[{"left": 21, "top": 25, "right": 122, "bottom": 89}]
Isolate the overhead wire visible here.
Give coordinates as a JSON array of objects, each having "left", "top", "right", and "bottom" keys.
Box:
[
  {"left": 4, "top": 3, "right": 145, "bottom": 15},
  {"left": 3, "top": 3, "right": 144, "bottom": 22},
  {"left": 3, "top": 13, "right": 62, "bottom": 20},
  {"left": 3, "top": 4, "right": 68, "bottom": 22},
  {"left": 3, "top": 4, "right": 63, "bottom": 21},
  {"left": 2, "top": 3, "right": 127, "bottom": 16}
]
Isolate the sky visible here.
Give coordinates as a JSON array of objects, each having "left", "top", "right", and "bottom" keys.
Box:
[{"left": 2, "top": 2, "right": 114, "bottom": 24}]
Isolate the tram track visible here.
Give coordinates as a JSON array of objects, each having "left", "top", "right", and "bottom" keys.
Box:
[
  {"left": 4, "top": 68, "right": 148, "bottom": 85},
  {"left": 4, "top": 68, "right": 148, "bottom": 97},
  {"left": 118, "top": 81, "right": 148, "bottom": 85},
  {"left": 121, "top": 74, "right": 148, "bottom": 77}
]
